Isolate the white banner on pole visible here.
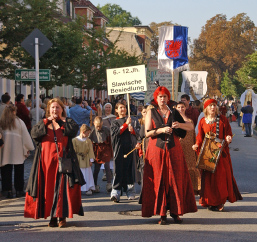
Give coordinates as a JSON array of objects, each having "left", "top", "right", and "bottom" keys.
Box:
[
  {"left": 106, "top": 65, "right": 147, "bottom": 96},
  {"left": 181, "top": 71, "right": 208, "bottom": 100}
]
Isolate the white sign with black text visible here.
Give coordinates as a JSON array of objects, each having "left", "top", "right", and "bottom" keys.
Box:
[{"left": 106, "top": 65, "right": 147, "bottom": 95}]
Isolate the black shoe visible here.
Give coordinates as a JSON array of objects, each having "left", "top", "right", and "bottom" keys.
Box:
[
  {"left": 158, "top": 216, "right": 167, "bottom": 225},
  {"left": 6, "top": 191, "right": 13, "bottom": 199},
  {"left": 207, "top": 204, "right": 224, "bottom": 212},
  {"left": 171, "top": 213, "right": 183, "bottom": 224},
  {"left": 48, "top": 217, "right": 58, "bottom": 227},
  {"left": 110, "top": 196, "right": 119, "bottom": 203},
  {"left": 207, "top": 206, "right": 216, "bottom": 211},
  {"left": 16, "top": 191, "right": 26, "bottom": 198}
]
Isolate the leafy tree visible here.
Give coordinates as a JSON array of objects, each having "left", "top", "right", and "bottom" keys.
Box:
[
  {"left": 0, "top": 0, "right": 143, "bottom": 97},
  {"left": 236, "top": 51, "right": 257, "bottom": 92},
  {"left": 221, "top": 70, "right": 237, "bottom": 98},
  {"left": 97, "top": 4, "right": 141, "bottom": 27},
  {"left": 108, "top": 49, "right": 142, "bottom": 69},
  {"left": 189, "top": 13, "right": 257, "bottom": 93},
  {"left": 0, "top": 0, "right": 85, "bottom": 92},
  {"left": 79, "top": 19, "right": 142, "bottom": 99},
  {"left": 79, "top": 22, "right": 112, "bottom": 97}
]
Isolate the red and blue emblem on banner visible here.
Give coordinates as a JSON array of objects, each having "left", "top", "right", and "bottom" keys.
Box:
[{"left": 165, "top": 39, "right": 183, "bottom": 59}]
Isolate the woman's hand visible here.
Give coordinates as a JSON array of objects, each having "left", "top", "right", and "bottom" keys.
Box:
[
  {"left": 126, "top": 117, "right": 131, "bottom": 125},
  {"left": 47, "top": 116, "right": 54, "bottom": 121},
  {"left": 25, "top": 151, "right": 30, "bottom": 158},
  {"left": 135, "top": 143, "right": 141, "bottom": 149},
  {"left": 192, "top": 144, "right": 198, "bottom": 151},
  {"left": 128, "top": 125, "right": 133, "bottom": 132},
  {"left": 60, "top": 117, "right": 66, "bottom": 122},
  {"left": 226, "top": 135, "right": 232, "bottom": 144},
  {"left": 48, "top": 116, "right": 65, "bottom": 122},
  {"left": 162, "top": 126, "right": 172, "bottom": 134},
  {"left": 172, "top": 121, "right": 180, "bottom": 129}
]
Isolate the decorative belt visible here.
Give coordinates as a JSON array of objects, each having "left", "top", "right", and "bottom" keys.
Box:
[{"left": 77, "top": 152, "right": 85, "bottom": 160}]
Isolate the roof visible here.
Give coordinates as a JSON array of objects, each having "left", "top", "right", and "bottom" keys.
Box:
[
  {"left": 133, "top": 25, "right": 154, "bottom": 34},
  {"left": 73, "top": 0, "right": 109, "bottom": 22}
]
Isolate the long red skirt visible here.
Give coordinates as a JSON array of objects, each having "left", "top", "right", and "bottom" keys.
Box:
[
  {"left": 142, "top": 135, "right": 197, "bottom": 217},
  {"left": 24, "top": 128, "right": 83, "bottom": 219}
]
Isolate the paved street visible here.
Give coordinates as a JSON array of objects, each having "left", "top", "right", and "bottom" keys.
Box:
[{"left": 0, "top": 121, "right": 257, "bottom": 241}]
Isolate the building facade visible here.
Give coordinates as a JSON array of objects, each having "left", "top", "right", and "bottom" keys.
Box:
[{"left": 106, "top": 26, "right": 153, "bottom": 60}]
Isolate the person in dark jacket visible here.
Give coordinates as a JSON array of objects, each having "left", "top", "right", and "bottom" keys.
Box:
[
  {"left": 110, "top": 102, "right": 140, "bottom": 202},
  {"left": 16, "top": 94, "right": 31, "bottom": 131},
  {"left": 241, "top": 101, "right": 254, "bottom": 137},
  {"left": 24, "top": 98, "right": 85, "bottom": 228}
]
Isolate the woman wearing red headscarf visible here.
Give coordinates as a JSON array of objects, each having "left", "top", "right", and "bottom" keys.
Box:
[
  {"left": 192, "top": 99, "right": 242, "bottom": 212},
  {"left": 142, "top": 86, "right": 197, "bottom": 225}
]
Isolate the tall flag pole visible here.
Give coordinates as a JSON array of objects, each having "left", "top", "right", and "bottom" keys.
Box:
[{"left": 158, "top": 26, "right": 189, "bottom": 100}]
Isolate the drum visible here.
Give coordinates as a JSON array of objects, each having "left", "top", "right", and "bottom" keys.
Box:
[{"left": 196, "top": 132, "right": 226, "bottom": 173}]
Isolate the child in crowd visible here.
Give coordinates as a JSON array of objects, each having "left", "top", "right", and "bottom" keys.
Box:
[
  {"left": 72, "top": 124, "right": 95, "bottom": 195},
  {"left": 110, "top": 103, "right": 140, "bottom": 202},
  {"left": 89, "top": 116, "right": 113, "bottom": 193}
]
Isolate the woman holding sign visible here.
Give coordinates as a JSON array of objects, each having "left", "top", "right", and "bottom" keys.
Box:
[
  {"left": 110, "top": 102, "right": 140, "bottom": 202},
  {"left": 142, "top": 86, "right": 197, "bottom": 225}
]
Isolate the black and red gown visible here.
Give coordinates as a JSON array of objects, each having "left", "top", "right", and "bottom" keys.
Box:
[
  {"left": 142, "top": 107, "right": 197, "bottom": 217},
  {"left": 196, "top": 115, "right": 242, "bottom": 207},
  {"left": 24, "top": 118, "right": 84, "bottom": 219},
  {"left": 111, "top": 117, "right": 135, "bottom": 191}
]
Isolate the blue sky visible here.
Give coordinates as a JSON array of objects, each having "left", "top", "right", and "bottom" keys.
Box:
[{"left": 91, "top": 0, "right": 257, "bottom": 41}]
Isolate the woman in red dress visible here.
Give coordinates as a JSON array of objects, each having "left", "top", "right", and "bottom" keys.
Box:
[
  {"left": 192, "top": 99, "right": 242, "bottom": 211},
  {"left": 142, "top": 86, "right": 197, "bottom": 225},
  {"left": 24, "top": 98, "right": 85, "bottom": 227}
]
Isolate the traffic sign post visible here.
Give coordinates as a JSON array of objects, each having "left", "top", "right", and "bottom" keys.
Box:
[
  {"left": 15, "top": 69, "right": 50, "bottom": 81},
  {"left": 21, "top": 29, "right": 52, "bottom": 123},
  {"left": 35, "top": 37, "right": 40, "bottom": 124}
]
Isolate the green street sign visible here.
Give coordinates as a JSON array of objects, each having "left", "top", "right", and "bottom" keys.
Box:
[{"left": 15, "top": 69, "right": 50, "bottom": 81}]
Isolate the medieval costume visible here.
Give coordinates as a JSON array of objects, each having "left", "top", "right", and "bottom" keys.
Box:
[
  {"left": 72, "top": 136, "right": 95, "bottom": 193},
  {"left": 179, "top": 119, "right": 201, "bottom": 194},
  {"left": 110, "top": 117, "right": 140, "bottom": 200},
  {"left": 89, "top": 125, "right": 113, "bottom": 191},
  {"left": 185, "top": 105, "right": 200, "bottom": 127},
  {"left": 142, "top": 102, "right": 197, "bottom": 218},
  {"left": 24, "top": 118, "right": 85, "bottom": 219},
  {"left": 196, "top": 114, "right": 242, "bottom": 210}
]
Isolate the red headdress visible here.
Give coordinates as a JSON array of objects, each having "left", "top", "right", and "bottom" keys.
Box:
[{"left": 204, "top": 99, "right": 217, "bottom": 110}]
